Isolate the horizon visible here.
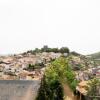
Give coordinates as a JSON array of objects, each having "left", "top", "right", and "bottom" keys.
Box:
[{"left": 0, "top": 0, "right": 100, "bottom": 55}]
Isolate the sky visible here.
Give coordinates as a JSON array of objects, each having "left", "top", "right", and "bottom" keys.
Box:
[{"left": 0, "top": 0, "right": 100, "bottom": 55}]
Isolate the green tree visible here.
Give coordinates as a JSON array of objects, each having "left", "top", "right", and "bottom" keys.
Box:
[
  {"left": 37, "top": 57, "right": 78, "bottom": 100},
  {"left": 87, "top": 78, "right": 100, "bottom": 97},
  {"left": 37, "top": 58, "right": 65, "bottom": 100},
  {"left": 34, "top": 48, "right": 41, "bottom": 53},
  {"left": 59, "top": 47, "right": 69, "bottom": 53},
  {"left": 28, "top": 64, "right": 35, "bottom": 71},
  {"left": 41, "top": 45, "right": 49, "bottom": 52},
  {"left": 51, "top": 48, "right": 59, "bottom": 53}
]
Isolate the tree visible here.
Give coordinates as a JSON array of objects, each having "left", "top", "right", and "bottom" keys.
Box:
[
  {"left": 64, "top": 64, "right": 78, "bottom": 91},
  {"left": 28, "top": 64, "right": 35, "bottom": 71},
  {"left": 59, "top": 47, "right": 69, "bottom": 53},
  {"left": 51, "top": 48, "right": 59, "bottom": 53},
  {"left": 87, "top": 78, "right": 100, "bottom": 97},
  {"left": 41, "top": 45, "right": 49, "bottom": 52},
  {"left": 37, "top": 58, "right": 65, "bottom": 100},
  {"left": 37, "top": 57, "right": 78, "bottom": 100},
  {"left": 37, "top": 75, "right": 64, "bottom": 100},
  {"left": 34, "top": 48, "right": 41, "bottom": 53}
]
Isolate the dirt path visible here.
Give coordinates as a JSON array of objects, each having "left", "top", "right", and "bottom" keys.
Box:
[{"left": 63, "top": 83, "right": 77, "bottom": 100}]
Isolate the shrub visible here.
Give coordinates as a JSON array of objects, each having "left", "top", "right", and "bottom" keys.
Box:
[
  {"left": 59, "top": 47, "right": 70, "bottom": 53},
  {"left": 37, "top": 57, "right": 78, "bottom": 100},
  {"left": 27, "top": 64, "right": 35, "bottom": 71}
]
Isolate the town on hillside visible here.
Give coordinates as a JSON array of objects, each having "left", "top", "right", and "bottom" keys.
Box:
[
  {"left": 0, "top": 52, "right": 61, "bottom": 80},
  {"left": 0, "top": 46, "right": 99, "bottom": 100}
]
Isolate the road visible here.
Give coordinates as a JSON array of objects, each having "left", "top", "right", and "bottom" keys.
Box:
[{"left": 63, "top": 83, "right": 78, "bottom": 100}]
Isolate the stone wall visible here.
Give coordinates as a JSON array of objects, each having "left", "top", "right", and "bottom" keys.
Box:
[{"left": 0, "top": 80, "right": 40, "bottom": 100}]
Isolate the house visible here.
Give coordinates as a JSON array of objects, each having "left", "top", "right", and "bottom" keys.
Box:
[
  {"left": 92, "top": 67, "right": 100, "bottom": 78},
  {"left": 76, "top": 80, "right": 100, "bottom": 100},
  {"left": 76, "top": 81, "right": 88, "bottom": 100}
]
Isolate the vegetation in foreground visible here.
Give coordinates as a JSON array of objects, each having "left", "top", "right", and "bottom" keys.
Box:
[
  {"left": 36, "top": 57, "right": 78, "bottom": 100},
  {"left": 87, "top": 78, "right": 100, "bottom": 99}
]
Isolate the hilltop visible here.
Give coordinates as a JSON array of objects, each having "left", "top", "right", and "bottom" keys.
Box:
[{"left": 37, "top": 54, "right": 100, "bottom": 100}]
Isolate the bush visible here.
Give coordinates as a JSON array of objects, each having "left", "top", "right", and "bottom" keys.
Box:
[
  {"left": 59, "top": 47, "right": 70, "bottom": 53},
  {"left": 37, "top": 57, "right": 78, "bottom": 100},
  {"left": 26, "top": 46, "right": 70, "bottom": 54},
  {"left": 65, "top": 64, "right": 78, "bottom": 91},
  {"left": 36, "top": 75, "right": 64, "bottom": 100},
  {"left": 27, "top": 64, "right": 35, "bottom": 71},
  {"left": 37, "top": 58, "right": 65, "bottom": 100},
  {"left": 87, "top": 78, "right": 100, "bottom": 97}
]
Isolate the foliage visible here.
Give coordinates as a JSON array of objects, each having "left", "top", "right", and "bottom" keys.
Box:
[
  {"left": 59, "top": 47, "right": 70, "bottom": 54},
  {"left": 26, "top": 46, "right": 70, "bottom": 54},
  {"left": 35, "top": 62, "right": 44, "bottom": 67},
  {"left": 87, "top": 78, "right": 100, "bottom": 97},
  {"left": 65, "top": 64, "right": 78, "bottom": 91},
  {"left": 36, "top": 75, "right": 64, "bottom": 100},
  {"left": 27, "top": 64, "right": 35, "bottom": 71},
  {"left": 41, "top": 45, "right": 49, "bottom": 52},
  {"left": 37, "top": 57, "right": 78, "bottom": 100}
]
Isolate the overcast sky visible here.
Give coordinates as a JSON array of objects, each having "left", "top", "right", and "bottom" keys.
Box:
[{"left": 0, "top": 0, "right": 100, "bottom": 55}]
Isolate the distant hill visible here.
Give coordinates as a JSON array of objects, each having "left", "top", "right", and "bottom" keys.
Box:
[
  {"left": 88, "top": 52, "right": 100, "bottom": 60},
  {"left": 87, "top": 52, "right": 100, "bottom": 65}
]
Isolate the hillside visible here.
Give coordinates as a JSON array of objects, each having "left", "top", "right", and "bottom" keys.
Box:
[
  {"left": 0, "top": 48, "right": 96, "bottom": 80},
  {"left": 0, "top": 47, "right": 99, "bottom": 100},
  {"left": 88, "top": 52, "right": 100, "bottom": 59},
  {"left": 68, "top": 52, "right": 95, "bottom": 70},
  {"left": 37, "top": 55, "right": 100, "bottom": 100},
  {"left": 0, "top": 46, "right": 69, "bottom": 80},
  {"left": 87, "top": 52, "right": 100, "bottom": 65}
]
